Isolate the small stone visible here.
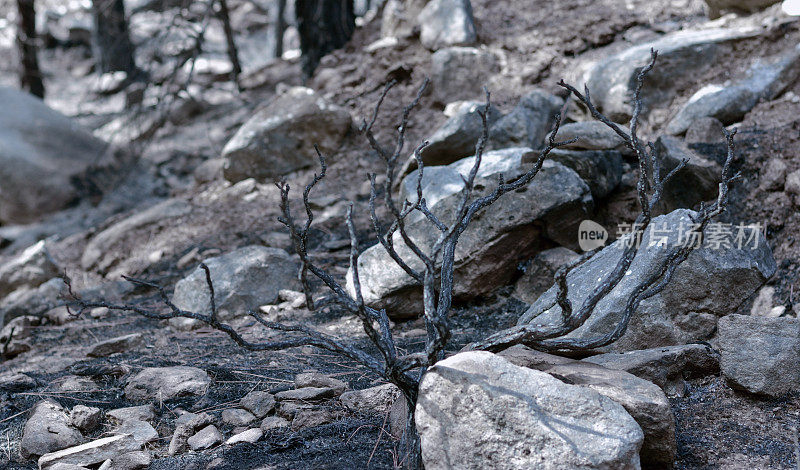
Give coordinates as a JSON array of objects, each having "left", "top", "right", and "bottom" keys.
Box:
[
  {"left": 785, "top": 169, "right": 800, "bottom": 195},
  {"left": 59, "top": 376, "right": 99, "bottom": 392},
  {"left": 294, "top": 373, "right": 347, "bottom": 396},
  {"left": 106, "top": 405, "right": 155, "bottom": 424},
  {"left": 291, "top": 409, "right": 335, "bottom": 431},
  {"left": 260, "top": 416, "right": 290, "bottom": 432},
  {"left": 240, "top": 391, "right": 276, "bottom": 418},
  {"left": 221, "top": 408, "right": 256, "bottom": 427},
  {"left": 71, "top": 406, "right": 102, "bottom": 433},
  {"left": 760, "top": 158, "right": 788, "bottom": 191},
  {"left": 87, "top": 334, "right": 143, "bottom": 357},
  {"left": 340, "top": 383, "right": 401, "bottom": 414},
  {"left": 275, "top": 387, "right": 337, "bottom": 402},
  {"left": 225, "top": 428, "right": 263, "bottom": 445},
  {"left": 89, "top": 307, "right": 109, "bottom": 319},
  {"left": 113, "top": 420, "right": 158, "bottom": 447},
  {"left": 187, "top": 425, "right": 223, "bottom": 451}
]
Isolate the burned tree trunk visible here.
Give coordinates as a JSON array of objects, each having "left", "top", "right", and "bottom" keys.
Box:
[
  {"left": 91, "top": 0, "right": 137, "bottom": 74},
  {"left": 296, "top": 0, "right": 355, "bottom": 77},
  {"left": 216, "top": 0, "right": 242, "bottom": 90},
  {"left": 274, "top": 0, "right": 287, "bottom": 58},
  {"left": 16, "top": 0, "right": 44, "bottom": 98}
]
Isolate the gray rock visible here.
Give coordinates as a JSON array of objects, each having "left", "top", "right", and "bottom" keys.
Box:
[
  {"left": 0, "top": 372, "right": 36, "bottom": 392},
  {"left": 513, "top": 247, "right": 580, "bottom": 304},
  {"left": 0, "top": 315, "right": 40, "bottom": 343},
  {"left": 124, "top": 366, "right": 210, "bottom": 401},
  {"left": 786, "top": 169, "right": 800, "bottom": 195},
  {"left": 294, "top": 373, "right": 347, "bottom": 396},
  {"left": 548, "top": 121, "right": 630, "bottom": 153},
  {"left": 0, "top": 241, "right": 60, "bottom": 298},
  {"left": 653, "top": 136, "right": 721, "bottom": 213},
  {"left": 519, "top": 209, "right": 776, "bottom": 352},
  {"left": 684, "top": 117, "right": 726, "bottom": 143},
  {"left": 354, "top": 151, "right": 592, "bottom": 318},
  {"left": 260, "top": 416, "right": 290, "bottom": 431},
  {"left": 221, "top": 408, "right": 257, "bottom": 426},
  {"left": 275, "top": 387, "right": 337, "bottom": 402},
  {"left": 381, "top": 0, "right": 427, "bottom": 38},
  {"left": 70, "top": 406, "right": 102, "bottom": 433},
  {"left": 222, "top": 87, "right": 351, "bottom": 182},
  {"left": 418, "top": 0, "right": 476, "bottom": 50},
  {"left": 704, "top": 0, "right": 781, "bottom": 18},
  {"left": 401, "top": 101, "right": 504, "bottom": 175},
  {"left": 499, "top": 345, "right": 675, "bottom": 467},
  {"left": 87, "top": 334, "right": 143, "bottom": 358},
  {"left": 0, "top": 87, "right": 111, "bottom": 223},
  {"left": 667, "top": 45, "right": 800, "bottom": 135},
  {"left": 38, "top": 435, "right": 142, "bottom": 470},
  {"left": 750, "top": 285, "right": 785, "bottom": 317},
  {"left": 172, "top": 246, "right": 299, "bottom": 321},
  {"left": 547, "top": 148, "right": 623, "bottom": 200},
  {"left": 430, "top": 47, "right": 500, "bottom": 104},
  {"left": 1, "top": 277, "right": 65, "bottom": 325},
  {"left": 340, "top": 383, "right": 401, "bottom": 414},
  {"left": 81, "top": 199, "right": 192, "bottom": 272},
  {"left": 113, "top": 420, "right": 158, "bottom": 447},
  {"left": 760, "top": 157, "right": 788, "bottom": 191},
  {"left": 225, "top": 428, "right": 263, "bottom": 445},
  {"left": 291, "top": 409, "right": 335, "bottom": 431},
  {"left": 99, "top": 450, "right": 150, "bottom": 470},
  {"left": 187, "top": 425, "right": 223, "bottom": 451},
  {"left": 21, "top": 400, "right": 83, "bottom": 459},
  {"left": 416, "top": 351, "right": 644, "bottom": 470},
  {"left": 584, "top": 27, "right": 758, "bottom": 121},
  {"left": 717, "top": 314, "right": 800, "bottom": 397},
  {"left": 240, "top": 391, "right": 276, "bottom": 418},
  {"left": 168, "top": 412, "right": 213, "bottom": 456},
  {"left": 585, "top": 344, "right": 720, "bottom": 397},
  {"left": 106, "top": 405, "right": 155, "bottom": 424},
  {"left": 488, "top": 89, "right": 564, "bottom": 150}
]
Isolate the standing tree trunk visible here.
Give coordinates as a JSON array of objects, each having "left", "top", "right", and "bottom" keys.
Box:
[
  {"left": 216, "top": 0, "right": 242, "bottom": 91},
  {"left": 273, "top": 0, "right": 287, "bottom": 59},
  {"left": 296, "top": 0, "right": 355, "bottom": 78},
  {"left": 91, "top": 0, "right": 137, "bottom": 75},
  {"left": 16, "top": 0, "right": 44, "bottom": 98}
]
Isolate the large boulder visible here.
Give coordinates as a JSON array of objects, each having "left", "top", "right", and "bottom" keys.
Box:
[
  {"left": 222, "top": 87, "right": 351, "bottom": 182},
  {"left": 418, "top": 0, "right": 476, "bottom": 50},
  {"left": 666, "top": 44, "right": 800, "bottom": 135},
  {"left": 583, "top": 27, "right": 758, "bottom": 121},
  {"left": 416, "top": 351, "right": 644, "bottom": 470},
  {"left": 499, "top": 345, "right": 675, "bottom": 468},
  {"left": 519, "top": 209, "right": 776, "bottom": 352},
  {"left": 717, "top": 314, "right": 800, "bottom": 397},
  {"left": 351, "top": 149, "right": 593, "bottom": 318},
  {"left": 172, "top": 245, "right": 300, "bottom": 320},
  {"left": 21, "top": 400, "right": 83, "bottom": 459},
  {"left": 0, "top": 87, "right": 110, "bottom": 223},
  {"left": 430, "top": 47, "right": 501, "bottom": 104}
]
